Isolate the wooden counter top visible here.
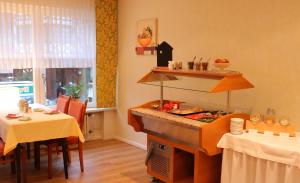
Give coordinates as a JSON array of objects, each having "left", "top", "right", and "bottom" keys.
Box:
[{"left": 131, "top": 107, "right": 206, "bottom": 129}]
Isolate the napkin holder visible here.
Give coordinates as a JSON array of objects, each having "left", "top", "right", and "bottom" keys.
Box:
[{"left": 18, "top": 99, "right": 29, "bottom": 113}]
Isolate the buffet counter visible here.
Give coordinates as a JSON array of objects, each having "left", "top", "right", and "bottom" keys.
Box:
[
  {"left": 129, "top": 100, "right": 250, "bottom": 183},
  {"left": 131, "top": 107, "right": 206, "bottom": 128},
  {"left": 128, "top": 67, "right": 254, "bottom": 183}
]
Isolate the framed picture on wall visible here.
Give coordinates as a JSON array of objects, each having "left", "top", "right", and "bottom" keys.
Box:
[{"left": 136, "top": 18, "right": 157, "bottom": 55}]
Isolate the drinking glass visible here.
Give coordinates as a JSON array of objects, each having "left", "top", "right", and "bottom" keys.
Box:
[
  {"left": 250, "top": 113, "right": 261, "bottom": 124},
  {"left": 279, "top": 116, "right": 289, "bottom": 126}
]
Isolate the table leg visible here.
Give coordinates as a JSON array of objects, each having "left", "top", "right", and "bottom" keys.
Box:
[
  {"left": 11, "top": 161, "right": 16, "bottom": 174},
  {"left": 15, "top": 144, "right": 21, "bottom": 183},
  {"left": 61, "top": 139, "right": 69, "bottom": 179},
  {"left": 26, "top": 143, "right": 30, "bottom": 159},
  {"left": 21, "top": 146, "right": 27, "bottom": 183},
  {"left": 34, "top": 142, "right": 40, "bottom": 169}
]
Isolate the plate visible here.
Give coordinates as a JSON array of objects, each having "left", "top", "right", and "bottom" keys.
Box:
[
  {"left": 33, "top": 108, "right": 44, "bottom": 112},
  {"left": 168, "top": 107, "right": 203, "bottom": 115},
  {"left": 18, "top": 116, "right": 31, "bottom": 121},
  {"left": 184, "top": 112, "right": 217, "bottom": 123},
  {"left": 44, "top": 110, "right": 59, "bottom": 115},
  {"left": 6, "top": 113, "right": 22, "bottom": 119},
  {"left": 198, "top": 117, "right": 216, "bottom": 123}
]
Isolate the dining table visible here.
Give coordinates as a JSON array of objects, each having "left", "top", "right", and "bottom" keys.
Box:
[{"left": 0, "top": 105, "right": 85, "bottom": 183}]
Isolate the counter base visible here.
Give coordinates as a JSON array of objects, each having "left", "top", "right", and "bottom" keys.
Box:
[{"left": 147, "top": 134, "right": 221, "bottom": 183}]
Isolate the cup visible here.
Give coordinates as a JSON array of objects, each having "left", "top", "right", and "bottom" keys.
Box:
[
  {"left": 279, "top": 116, "right": 289, "bottom": 126},
  {"left": 265, "top": 108, "right": 276, "bottom": 124},
  {"left": 188, "top": 62, "right": 194, "bottom": 70},
  {"left": 202, "top": 62, "right": 208, "bottom": 71},
  {"left": 195, "top": 62, "right": 201, "bottom": 70},
  {"left": 174, "top": 61, "right": 180, "bottom": 70},
  {"left": 178, "top": 61, "right": 182, "bottom": 69},
  {"left": 168, "top": 61, "right": 173, "bottom": 70},
  {"left": 250, "top": 113, "right": 261, "bottom": 124}
]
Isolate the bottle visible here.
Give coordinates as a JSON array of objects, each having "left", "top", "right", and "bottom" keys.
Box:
[{"left": 24, "top": 101, "right": 29, "bottom": 113}]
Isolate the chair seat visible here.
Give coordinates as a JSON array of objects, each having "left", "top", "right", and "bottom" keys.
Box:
[{"left": 67, "top": 136, "right": 79, "bottom": 145}]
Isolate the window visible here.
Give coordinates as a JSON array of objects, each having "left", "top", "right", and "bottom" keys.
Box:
[
  {"left": 0, "top": 69, "right": 34, "bottom": 103},
  {"left": 45, "top": 68, "right": 94, "bottom": 106},
  {"left": 0, "top": 1, "right": 96, "bottom": 107}
]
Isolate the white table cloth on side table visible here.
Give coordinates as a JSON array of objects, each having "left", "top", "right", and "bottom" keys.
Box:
[{"left": 217, "top": 132, "right": 300, "bottom": 183}]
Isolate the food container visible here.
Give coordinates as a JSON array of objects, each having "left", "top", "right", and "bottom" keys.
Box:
[{"left": 213, "top": 62, "right": 230, "bottom": 70}]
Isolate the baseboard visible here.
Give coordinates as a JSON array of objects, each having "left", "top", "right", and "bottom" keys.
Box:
[{"left": 114, "top": 136, "right": 147, "bottom": 150}]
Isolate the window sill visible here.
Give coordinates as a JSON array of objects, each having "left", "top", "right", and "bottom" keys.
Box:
[{"left": 86, "top": 107, "right": 116, "bottom": 114}]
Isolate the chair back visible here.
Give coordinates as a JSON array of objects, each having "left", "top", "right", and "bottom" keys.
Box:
[
  {"left": 67, "top": 99, "right": 88, "bottom": 131},
  {"left": 0, "top": 138, "right": 4, "bottom": 156},
  {"left": 56, "top": 95, "right": 71, "bottom": 113}
]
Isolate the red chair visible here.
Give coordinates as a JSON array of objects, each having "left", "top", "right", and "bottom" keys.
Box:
[
  {"left": 31, "top": 95, "right": 69, "bottom": 159},
  {"left": 0, "top": 139, "right": 26, "bottom": 183},
  {"left": 34, "top": 95, "right": 71, "bottom": 179},
  {"left": 28, "top": 96, "right": 70, "bottom": 160},
  {"left": 44, "top": 99, "right": 87, "bottom": 178},
  {"left": 66, "top": 99, "right": 88, "bottom": 172},
  {"left": 56, "top": 95, "right": 71, "bottom": 113},
  {"left": 54, "top": 95, "right": 71, "bottom": 153}
]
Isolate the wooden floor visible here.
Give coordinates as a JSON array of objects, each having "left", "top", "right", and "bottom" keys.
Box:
[{"left": 0, "top": 140, "right": 153, "bottom": 183}]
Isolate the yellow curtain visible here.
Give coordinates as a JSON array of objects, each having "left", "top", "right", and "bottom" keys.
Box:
[{"left": 95, "top": 0, "right": 118, "bottom": 108}]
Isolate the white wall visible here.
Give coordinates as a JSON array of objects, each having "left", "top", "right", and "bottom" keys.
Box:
[
  {"left": 117, "top": 0, "right": 300, "bottom": 146},
  {"left": 103, "top": 110, "right": 118, "bottom": 140}
]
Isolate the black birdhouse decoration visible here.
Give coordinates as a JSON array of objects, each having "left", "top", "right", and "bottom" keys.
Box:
[{"left": 156, "top": 41, "right": 173, "bottom": 67}]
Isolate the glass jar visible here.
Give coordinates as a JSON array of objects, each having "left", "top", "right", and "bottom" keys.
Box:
[{"left": 265, "top": 108, "right": 275, "bottom": 124}]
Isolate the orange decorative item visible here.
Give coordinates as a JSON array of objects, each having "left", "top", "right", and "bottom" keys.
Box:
[
  {"left": 214, "top": 58, "right": 229, "bottom": 63},
  {"left": 138, "top": 37, "right": 152, "bottom": 47},
  {"left": 214, "top": 59, "right": 230, "bottom": 70},
  {"left": 135, "top": 18, "right": 157, "bottom": 55}
]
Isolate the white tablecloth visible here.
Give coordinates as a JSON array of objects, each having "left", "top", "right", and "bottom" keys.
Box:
[
  {"left": 217, "top": 133, "right": 300, "bottom": 183},
  {"left": 0, "top": 111, "right": 85, "bottom": 155}
]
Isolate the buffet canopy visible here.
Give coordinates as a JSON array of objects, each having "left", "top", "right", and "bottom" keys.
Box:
[{"left": 138, "top": 67, "right": 254, "bottom": 93}]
